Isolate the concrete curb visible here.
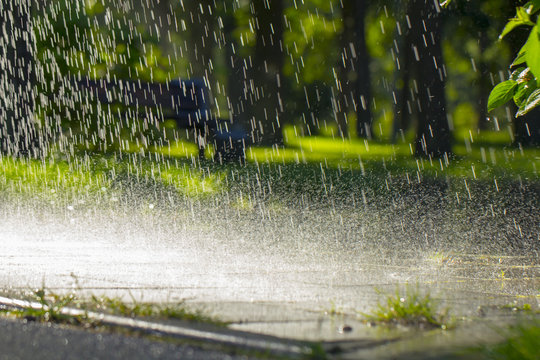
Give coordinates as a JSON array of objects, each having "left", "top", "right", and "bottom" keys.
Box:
[{"left": 0, "top": 296, "right": 311, "bottom": 357}]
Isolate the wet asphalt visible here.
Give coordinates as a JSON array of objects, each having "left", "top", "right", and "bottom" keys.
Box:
[
  {"left": 0, "top": 317, "right": 255, "bottom": 360},
  {"left": 0, "top": 179, "right": 538, "bottom": 358}
]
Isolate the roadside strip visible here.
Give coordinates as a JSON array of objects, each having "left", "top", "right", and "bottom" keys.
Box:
[{"left": 0, "top": 295, "right": 310, "bottom": 357}]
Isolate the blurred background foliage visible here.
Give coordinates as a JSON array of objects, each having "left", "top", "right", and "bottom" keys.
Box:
[{"left": 25, "top": 0, "right": 539, "bottom": 159}]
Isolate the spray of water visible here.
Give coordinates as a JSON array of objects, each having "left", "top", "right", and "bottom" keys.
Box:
[{"left": 0, "top": 1, "right": 538, "bottom": 341}]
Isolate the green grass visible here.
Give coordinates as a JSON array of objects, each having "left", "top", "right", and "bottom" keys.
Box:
[
  {"left": 302, "top": 343, "right": 329, "bottom": 360},
  {"left": 324, "top": 301, "right": 346, "bottom": 316},
  {"left": 0, "top": 289, "right": 84, "bottom": 325},
  {"left": 145, "top": 123, "right": 540, "bottom": 180},
  {"left": 88, "top": 294, "right": 226, "bottom": 325},
  {"left": 0, "top": 122, "right": 538, "bottom": 211},
  {"left": 477, "top": 320, "right": 540, "bottom": 360},
  {"left": 158, "top": 163, "right": 225, "bottom": 197},
  {"left": 501, "top": 303, "right": 539, "bottom": 313},
  {"left": 0, "top": 146, "right": 536, "bottom": 214},
  {"left": 1, "top": 119, "right": 534, "bottom": 202},
  {"left": 0, "top": 155, "right": 226, "bottom": 201},
  {"left": 0, "top": 156, "right": 111, "bottom": 200},
  {"left": 0, "top": 288, "right": 226, "bottom": 327},
  {"left": 240, "top": 125, "right": 539, "bottom": 180},
  {"left": 361, "top": 286, "right": 450, "bottom": 329}
]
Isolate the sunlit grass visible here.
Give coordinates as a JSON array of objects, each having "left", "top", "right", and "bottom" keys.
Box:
[
  {"left": 361, "top": 285, "right": 450, "bottom": 329},
  {"left": 1, "top": 121, "right": 537, "bottom": 204},
  {"left": 247, "top": 142, "right": 410, "bottom": 167},
  {"left": 469, "top": 130, "right": 513, "bottom": 145},
  {"left": 501, "top": 303, "right": 537, "bottom": 313},
  {"left": 152, "top": 139, "right": 199, "bottom": 158},
  {"left": 475, "top": 320, "right": 540, "bottom": 360},
  {"left": 0, "top": 154, "right": 225, "bottom": 202},
  {"left": 135, "top": 124, "right": 539, "bottom": 181},
  {"left": 88, "top": 294, "right": 226, "bottom": 325},
  {"left": 159, "top": 165, "right": 225, "bottom": 197},
  {"left": 284, "top": 125, "right": 412, "bottom": 158},
  {"left": 97, "top": 155, "right": 225, "bottom": 198},
  {"left": 0, "top": 156, "right": 111, "bottom": 200},
  {"left": 259, "top": 125, "right": 540, "bottom": 179},
  {"left": 0, "top": 288, "right": 82, "bottom": 324},
  {"left": 0, "top": 287, "right": 226, "bottom": 326},
  {"left": 452, "top": 143, "right": 540, "bottom": 179}
]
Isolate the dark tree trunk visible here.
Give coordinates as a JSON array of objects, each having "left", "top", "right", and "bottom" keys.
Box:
[
  {"left": 154, "top": 0, "right": 174, "bottom": 52},
  {"left": 339, "top": 0, "right": 372, "bottom": 139},
  {"left": 405, "top": 0, "right": 451, "bottom": 157},
  {"left": 249, "top": 0, "right": 284, "bottom": 145},
  {"left": 185, "top": 0, "right": 215, "bottom": 83},
  {"left": 392, "top": 26, "right": 412, "bottom": 142},
  {"left": 477, "top": 29, "right": 490, "bottom": 131},
  {"left": 222, "top": 4, "right": 250, "bottom": 133},
  {"left": 182, "top": 0, "right": 216, "bottom": 156},
  {"left": 0, "top": 0, "right": 37, "bottom": 156},
  {"left": 452, "top": 1, "right": 491, "bottom": 131}
]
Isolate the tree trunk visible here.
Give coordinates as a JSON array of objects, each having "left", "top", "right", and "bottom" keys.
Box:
[
  {"left": 407, "top": 0, "right": 452, "bottom": 157},
  {"left": 392, "top": 22, "right": 412, "bottom": 143},
  {"left": 339, "top": 0, "right": 372, "bottom": 139},
  {"left": 185, "top": 0, "right": 215, "bottom": 83},
  {"left": 249, "top": 0, "right": 284, "bottom": 146},
  {"left": 0, "top": 0, "right": 37, "bottom": 156},
  {"left": 477, "top": 29, "right": 490, "bottom": 131},
  {"left": 222, "top": 4, "right": 250, "bottom": 133}
]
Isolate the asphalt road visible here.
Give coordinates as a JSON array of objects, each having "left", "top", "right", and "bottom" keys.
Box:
[
  {"left": 0, "top": 317, "right": 254, "bottom": 360},
  {"left": 0, "top": 182, "right": 538, "bottom": 357}
]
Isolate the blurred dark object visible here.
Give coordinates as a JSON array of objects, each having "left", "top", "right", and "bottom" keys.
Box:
[{"left": 74, "top": 77, "right": 249, "bottom": 162}]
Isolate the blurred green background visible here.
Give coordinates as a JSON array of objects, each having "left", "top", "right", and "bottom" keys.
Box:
[{"left": 1, "top": 0, "right": 538, "bottom": 177}]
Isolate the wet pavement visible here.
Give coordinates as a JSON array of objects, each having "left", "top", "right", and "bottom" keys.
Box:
[
  {"left": 0, "top": 202, "right": 538, "bottom": 358},
  {"left": 0, "top": 178, "right": 539, "bottom": 358},
  {"left": 0, "top": 316, "right": 257, "bottom": 360}
]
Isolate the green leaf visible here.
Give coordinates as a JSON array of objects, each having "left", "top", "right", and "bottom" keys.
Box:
[
  {"left": 525, "top": 25, "right": 540, "bottom": 79},
  {"left": 516, "top": 88, "right": 540, "bottom": 116},
  {"left": 516, "top": 6, "right": 534, "bottom": 22},
  {"left": 510, "top": 68, "right": 526, "bottom": 81},
  {"left": 511, "top": 44, "right": 527, "bottom": 68},
  {"left": 517, "top": 68, "right": 534, "bottom": 83},
  {"left": 513, "top": 82, "right": 535, "bottom": 107},
  {"left": 500, "top": 8, "right": 535, "bottom": 40},
  {"left": 524, "top": 0, "right": 540, "bottom": 14},
  {"left": 488, "top": 80, "right": 518, "bottom": 112},
  {"left": 500, "top": 20, "right": 527, "bottom": 40},
  {"left": 439, "top": 0, "right": 452, "bottom": 8}
]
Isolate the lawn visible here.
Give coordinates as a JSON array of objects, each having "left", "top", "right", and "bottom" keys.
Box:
[{"left": 1, "top": 124, "right": 538, "bottom": 204}]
